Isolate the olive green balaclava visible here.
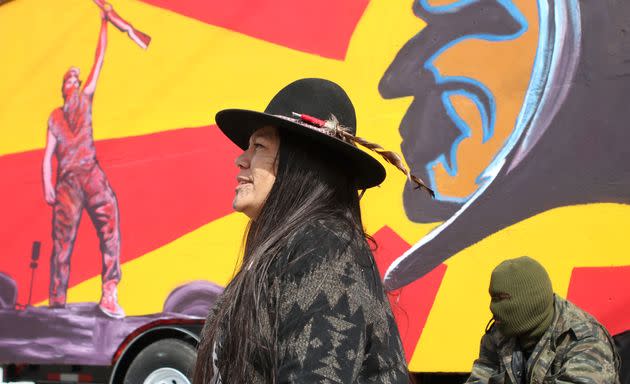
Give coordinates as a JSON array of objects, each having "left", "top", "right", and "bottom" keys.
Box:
[{"left": 489, "top": 256, "right": 554, "bottom": 349}]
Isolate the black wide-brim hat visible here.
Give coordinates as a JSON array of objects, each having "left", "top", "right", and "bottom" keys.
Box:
[{"left": 215, "top": 78, "right": 386, "bottom": 189}]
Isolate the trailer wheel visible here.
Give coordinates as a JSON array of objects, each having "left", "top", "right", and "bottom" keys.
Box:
[{"left": 124, "top": 338, "right": 196, "bottom": 384}]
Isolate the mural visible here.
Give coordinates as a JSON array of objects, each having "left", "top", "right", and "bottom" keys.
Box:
[{"left": 0, "top": 0, "right": 628, "bottom": 374}]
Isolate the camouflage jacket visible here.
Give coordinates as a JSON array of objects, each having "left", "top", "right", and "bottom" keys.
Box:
[{"left": 466, "top": 296, "right": 620, "bottom": 384}]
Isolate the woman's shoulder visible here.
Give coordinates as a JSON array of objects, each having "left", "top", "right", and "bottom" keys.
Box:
[
  {"left": 276, "top": 218, "right": 361, "bottom": 274},
  {"left": 273, "top": 220, "right": 390, "bottom": 326}
]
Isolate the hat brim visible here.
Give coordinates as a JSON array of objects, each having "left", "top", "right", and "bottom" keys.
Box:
[{"left": 215, "top": 109, "right": 386, "bottom": 189}]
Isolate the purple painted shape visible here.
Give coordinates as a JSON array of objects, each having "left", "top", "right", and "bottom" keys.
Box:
[
  {"left": 0, "top": 280, "right": 223, "bottom": 365},
  {"left": 380, "top": 0, "right": 630, "bottom": 290},
  {"left": 163, "top": 280, "right": 223, "bottom": 318},
  {"left": 0, "top": 303, "right": 199, "bottom": 365}
]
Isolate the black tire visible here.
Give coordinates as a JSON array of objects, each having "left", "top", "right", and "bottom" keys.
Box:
[{"left": 123, "top": 338, "right": 196, "bottom": 384}]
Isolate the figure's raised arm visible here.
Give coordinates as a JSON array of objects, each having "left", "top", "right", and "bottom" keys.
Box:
[{"left": 83, "top": 12, "right": 108, "bottom": 96}]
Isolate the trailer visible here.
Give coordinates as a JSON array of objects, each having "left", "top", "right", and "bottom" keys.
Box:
[
  {"left": 0, "top": 271, "right": 219, "bottom": 383},
  {"left": 1, "top": 0, "right": 629, "bottom": 382}
]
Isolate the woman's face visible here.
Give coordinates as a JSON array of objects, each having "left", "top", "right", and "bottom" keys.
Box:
[{"left": 233, "top": 126, "right": 280, "bottom": 219}]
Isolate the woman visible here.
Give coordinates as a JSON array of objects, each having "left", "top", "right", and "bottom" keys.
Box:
[{"left": 194, "top": 78, "right": 432, "bottom": 383}]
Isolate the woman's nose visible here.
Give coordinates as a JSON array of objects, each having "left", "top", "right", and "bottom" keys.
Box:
[{"left": 235, "top": 151, "right": 250, "bottom": 169}]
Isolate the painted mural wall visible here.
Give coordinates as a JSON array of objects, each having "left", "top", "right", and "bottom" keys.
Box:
[{"left": 0, "top": 0, "right": 628, "bottom": 372}]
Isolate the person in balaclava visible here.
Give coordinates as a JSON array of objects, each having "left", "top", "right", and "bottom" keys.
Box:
[{"left": 466, "top": 256, "right": 620, "bottom": 384}]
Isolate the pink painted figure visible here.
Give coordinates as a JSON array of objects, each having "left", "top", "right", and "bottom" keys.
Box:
[{"left": 42, "top": 10, "right": 124, "bottom": 318}]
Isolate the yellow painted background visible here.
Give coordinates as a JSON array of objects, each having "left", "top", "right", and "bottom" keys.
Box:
[{"left": 1, "top": 0, "right": 628, "bottom": 373}]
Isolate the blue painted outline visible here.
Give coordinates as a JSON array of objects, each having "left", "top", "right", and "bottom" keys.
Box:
[
  {"left": 417, "top": 0, "right": 528, "bottom": 201},
  {"left": 426, "top": 89, "right": 492, "bottom": 202}
]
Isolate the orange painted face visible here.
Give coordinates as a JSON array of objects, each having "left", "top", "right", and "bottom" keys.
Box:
[
  {"left": 233, "top": 126, "right": 280, "bottom": 220},
  {"left": 379, "top": 0, "right": 538, "bottom": 222},
  {"left": 381, "top": 0, "right": 630, "bottom": 290}
]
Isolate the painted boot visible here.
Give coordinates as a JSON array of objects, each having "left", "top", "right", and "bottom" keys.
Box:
[{"left": 99, "top": 280, "right": 125, "bottom": 318}]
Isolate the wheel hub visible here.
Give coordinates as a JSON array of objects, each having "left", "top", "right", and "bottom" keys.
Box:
[{"left": 142, "top": 367, "right": 191, "bottom": 384}]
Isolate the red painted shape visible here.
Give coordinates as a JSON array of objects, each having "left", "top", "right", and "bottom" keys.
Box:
[
  {"left": 0, "top": 126, "right": 240, "bottom": 306},
  {"left": 371, "top": 226, "right": 447, "bottom": 361},
  {"left": 138, "top": 0, "right": 370, "bottom": 60},
  {"left": 566, "top": 266, "right": 630, "bottom": 336}
]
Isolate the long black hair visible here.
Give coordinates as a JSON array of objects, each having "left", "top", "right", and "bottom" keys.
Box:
[{"left": 193, "top": 128, "right": 374, "bottom": 383}]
